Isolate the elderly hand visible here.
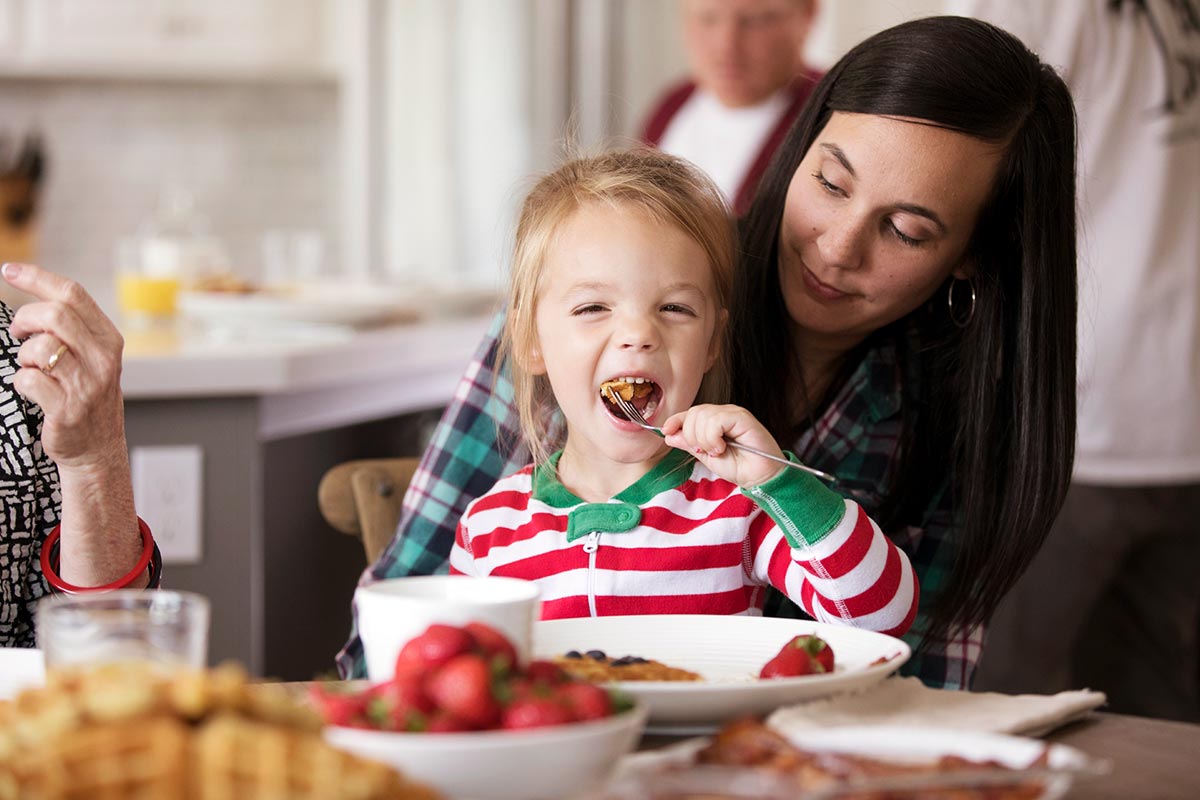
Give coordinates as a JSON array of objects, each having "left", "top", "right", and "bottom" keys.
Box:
[{"left": 3, "top": 262, "right": 128, "bottom": 472}]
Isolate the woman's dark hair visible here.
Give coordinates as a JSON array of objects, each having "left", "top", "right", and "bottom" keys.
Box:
[{"left": 731, "top": 16, "right": 1077, "bottom": 647}]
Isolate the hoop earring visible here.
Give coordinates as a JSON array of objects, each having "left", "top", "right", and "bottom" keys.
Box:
[{"left": 947, "top": 278, "right": 976, "bottom": 329}]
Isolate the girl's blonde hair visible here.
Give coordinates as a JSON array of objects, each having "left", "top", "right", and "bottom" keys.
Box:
[{"left": 502, "top": 148, "right": 737, "bottom": 465}]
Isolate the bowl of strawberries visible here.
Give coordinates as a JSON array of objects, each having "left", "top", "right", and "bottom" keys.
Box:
[{"left": 317, "top": 621, "right": 647, "bottom": 800}]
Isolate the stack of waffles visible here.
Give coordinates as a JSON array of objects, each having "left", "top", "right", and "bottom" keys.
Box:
[{"left": 0, "top": 662, "right": 441, "bottom": 800}]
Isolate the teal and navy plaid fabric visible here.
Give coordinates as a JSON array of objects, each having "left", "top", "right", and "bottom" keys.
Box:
[{"left": 336, "top": 312, "right": 981, "bottom": 688}]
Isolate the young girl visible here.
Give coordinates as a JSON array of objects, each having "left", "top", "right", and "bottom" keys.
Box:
[{"left": 449, "top": 149, "right": 917, "bottom": 636}]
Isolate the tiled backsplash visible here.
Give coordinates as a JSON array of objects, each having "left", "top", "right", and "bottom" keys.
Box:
[{"left": 0, "top": 79, "right": 339, "bottom": 313}]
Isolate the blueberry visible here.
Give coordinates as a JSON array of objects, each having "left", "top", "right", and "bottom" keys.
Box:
[
  {"left": 564, "top": 650, "right": 583, "bottom": 659},
  {"left": 611, "top": 656, "right": 634, "bottom": 666},
  {"left": 585, "top": 649, "right": 607, "bottom": 660}
]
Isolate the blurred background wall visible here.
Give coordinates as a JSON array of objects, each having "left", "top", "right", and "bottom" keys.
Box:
[{"left": 0, "top": 0, "right": 952, "bottom": 314}]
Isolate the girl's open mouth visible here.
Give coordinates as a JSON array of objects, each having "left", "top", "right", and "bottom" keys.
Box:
[{"left": 599, "top": 376, "right": 662, "bottom": 423}]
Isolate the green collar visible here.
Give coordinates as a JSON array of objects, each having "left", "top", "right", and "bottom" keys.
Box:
[{"left": 533, "top": 448, "right": 696, "bottom": 542}]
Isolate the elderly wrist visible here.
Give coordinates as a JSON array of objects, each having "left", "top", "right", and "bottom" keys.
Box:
[{"left": 55, "top": 440, "right": 130, "bottom": 481}]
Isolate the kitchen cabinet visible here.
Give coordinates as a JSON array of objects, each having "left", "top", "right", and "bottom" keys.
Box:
[{"left": 0, "top": 0, "right": 339, "bottom": 82}]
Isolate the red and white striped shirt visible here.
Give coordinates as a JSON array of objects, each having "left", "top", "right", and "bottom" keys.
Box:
[{"left": 450, "top": 449, "right": 918, "bottom": 636}]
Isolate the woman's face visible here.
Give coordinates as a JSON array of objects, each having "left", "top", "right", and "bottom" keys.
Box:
[{"left": 778, "top": 112, "right": 1004, "bottom": 353}]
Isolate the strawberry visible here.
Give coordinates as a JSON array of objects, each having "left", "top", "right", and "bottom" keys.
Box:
[
  {"left": 758, "top": 634, "right": 836, "bottom": 678},
  {"left": 759, "top": 645, "right": 815, "bottom": 678},
  {"left": 501, "top": 697, "right": 574, "bottom": 730},
  {"left": 798, "top": 635, "right": 835, "bottom": 673},
  {"left": 365, "top": 695, "right": 429, "bottom": 732},
  {"left": 308, "top": 683, "right": 369, "bottom": 727},
  {"left": 426, "top": 711, "right": 473, "bottom": 733},
  {"left": 367, "top": 671, "right": 436, "bottom": 729},
  {"left": 394, "top": 624, "right": 475, "bottom": 678},
  {"left": 495, "top": 675, "right": 534, "bottom": 706},
  {"left": 425, "top": 653, "right": 501, "bottom": 728},
  {"left": 555, "top": 682, "right": 613, "bottom": 721},
  {"left": 465, "top": 621, "right": 519, "bottom": 673},
  {"left": 525, "top": 659, "right": 567, "bottom": 685}
]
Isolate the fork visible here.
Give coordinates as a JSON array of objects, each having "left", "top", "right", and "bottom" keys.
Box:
[{"left": 604, "top": 390, "right": 837, "bottom": 484}]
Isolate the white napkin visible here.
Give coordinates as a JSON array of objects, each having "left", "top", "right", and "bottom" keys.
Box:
[{"left": 767, "top": 676, "right": 1106, "bottom": 738}]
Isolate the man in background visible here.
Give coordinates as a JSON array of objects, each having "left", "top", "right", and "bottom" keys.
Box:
[
  {"left": 955, "top": 0, "right": 1200, "bottom": 721},
  {"left": 641, "top": 0, "right": 820, "bottom": 215}
]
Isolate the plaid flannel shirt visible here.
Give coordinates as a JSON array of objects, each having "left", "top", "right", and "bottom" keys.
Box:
[{"left": 337, "top": 312, "right": 983, "bottom": 688}]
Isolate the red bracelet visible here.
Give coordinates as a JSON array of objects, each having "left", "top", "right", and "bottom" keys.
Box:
[{"left": 41, "top": 517, "right": 158, "bottom": 594}]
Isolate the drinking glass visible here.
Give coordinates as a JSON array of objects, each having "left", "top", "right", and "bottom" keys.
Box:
[
  {"left": 115, "top": 236, "right": 182, "bottom": 323},
  {"left": 36, "top": 590, "right": 210, "bottom": 671}
]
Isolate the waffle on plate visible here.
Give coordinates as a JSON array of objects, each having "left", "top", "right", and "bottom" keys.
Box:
[{"left": 555, "top": 650, "right": 702, "bottom": 683}]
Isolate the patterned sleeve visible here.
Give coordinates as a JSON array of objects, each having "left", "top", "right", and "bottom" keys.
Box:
[
  {"left": 0, "top": 302, "right": 61, "bottom": 648},
  {"left": 336, "top": 312, "right": 532, "bottom": 676},
  {"left": 903, "top": 618, "right": 985, "bottom": 692}
]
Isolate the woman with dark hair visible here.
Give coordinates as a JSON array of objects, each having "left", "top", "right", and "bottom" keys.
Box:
[
  {"left": 338, "top": 16, "right": 1077, "bottom": 690},
  {"left": 732, "top": 16, "right": 1078, "bottom": 674}
]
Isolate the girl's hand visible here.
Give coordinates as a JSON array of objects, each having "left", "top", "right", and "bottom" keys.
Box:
[
  {"left": 661, "top": 404, "right": 787, "bottom": 488},
  {"left": 3, "top": 262, "right": 128, "bottom": 472}
]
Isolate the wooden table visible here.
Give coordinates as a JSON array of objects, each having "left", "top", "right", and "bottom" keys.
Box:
[{"left": 1046, "top": 712, "right": 1200, "bottom": 799}]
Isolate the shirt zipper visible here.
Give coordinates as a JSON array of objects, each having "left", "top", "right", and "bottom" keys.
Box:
[{"left": 582, "top": 531, "right": 600, "bottom": 617}]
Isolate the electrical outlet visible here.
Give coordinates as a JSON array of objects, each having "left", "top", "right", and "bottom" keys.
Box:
[{"left": 131, "top": 445, "right": 203, "bottom": 564}]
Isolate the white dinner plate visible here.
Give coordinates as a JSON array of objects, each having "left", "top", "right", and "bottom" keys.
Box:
[
  {"left": 614, "top": 725, "right": 1103, "bottom": 800},
  {"left": 0, "top": 647, "right": 45, "bottom": 700},
  {"left": 533, "top": 615, "right": 909, "bottom": 733}
]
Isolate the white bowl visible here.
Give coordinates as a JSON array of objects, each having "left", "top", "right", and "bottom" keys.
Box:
[
  {"left": 324, "top": 703, "right": 648, "bottom": 800},
  {"left": 356, "top": 576, "right": 541, "bottom": 682}
]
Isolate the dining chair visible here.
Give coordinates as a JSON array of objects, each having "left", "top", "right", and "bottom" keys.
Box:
[{"left": 317, "top": 457, "right": 419, "bottom": 564}]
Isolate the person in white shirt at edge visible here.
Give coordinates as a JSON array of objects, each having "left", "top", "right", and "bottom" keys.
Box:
[
  {"left": 448, "top": 148, "right": 919, "bottom": 635},
  {"left": 641, "top": 0, "right": 821, "bottom": 216},
  {"left": 953, "top": 0, "right": 1200, "bottom": 722}
]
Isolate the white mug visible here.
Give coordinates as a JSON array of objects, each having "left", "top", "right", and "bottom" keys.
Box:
[{"left": 355, "top": 575, "right": 541, "bottom": 682}]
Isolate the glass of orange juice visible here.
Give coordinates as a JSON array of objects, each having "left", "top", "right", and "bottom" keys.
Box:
[
  {"left": 116, "top": 272, "right": 181, "bottom": 317},
  {"left": 115, "top": 237, "right": 183, "bottom": 326}
]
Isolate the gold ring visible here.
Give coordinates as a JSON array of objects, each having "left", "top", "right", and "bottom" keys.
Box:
[{"left": 44, "top": 343, "right": 69, "bottom": 374}]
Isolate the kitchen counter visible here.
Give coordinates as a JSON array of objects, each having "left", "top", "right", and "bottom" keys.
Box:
[
  {"left": 120, "top": 312, "right": 494, "bottom": 679},
  {"left": 122, "top": 313, "right": 493, "bottom": 440}
]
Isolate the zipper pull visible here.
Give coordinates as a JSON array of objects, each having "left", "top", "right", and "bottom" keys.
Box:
[{"left": 582, "top": 531, "right": 600, "bottom": 553}]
